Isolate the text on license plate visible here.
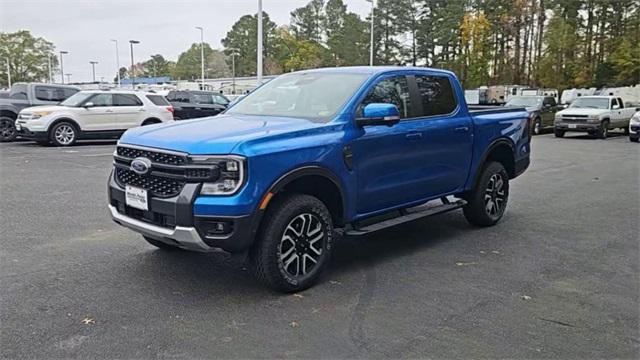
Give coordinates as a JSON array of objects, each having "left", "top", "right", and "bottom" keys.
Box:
[
  {"left": 125, "top": 185, "right": 148, "bottom": 211},
  {"left": 568, "top": 124, "right": 577, "bottom": 129}
]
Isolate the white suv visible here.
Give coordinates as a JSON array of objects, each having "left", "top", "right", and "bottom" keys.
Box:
[{"left": 15, "top": 90, "right": 174, "bottom": 146}]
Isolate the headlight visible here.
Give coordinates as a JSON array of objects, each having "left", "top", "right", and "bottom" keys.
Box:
[
  {"left": 587, "top": 116, "right": 600, "bottom": 123},
  {"left": 190, "top": 155, "right": 245, "bottom": 195},
  {"left": 28, "top": 111, "right": 52, "bottom": 119},
  {"left": 631, "top": 114, "right": 640, "bottom": 125}
]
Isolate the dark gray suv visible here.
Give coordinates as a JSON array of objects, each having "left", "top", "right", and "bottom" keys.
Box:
[{"left": 505, "top": 95, "right": 559, "bottom": 135}]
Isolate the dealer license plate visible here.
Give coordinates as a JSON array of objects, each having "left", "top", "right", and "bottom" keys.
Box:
[{"left": 125, "top": 185, "right": 148, "bottom": 211}]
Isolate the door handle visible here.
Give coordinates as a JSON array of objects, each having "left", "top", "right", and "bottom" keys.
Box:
[
  {"left": 105, "top": 109, "right": 114, "bottom": 113},
  {"left": 194, "top": 107, "right": 202, "bottom": 110},
  {"left": 138, "top": 109, "right": 146, "bottom": 112},
  {"left": 405, "top": 132, "right": 422, "bottom": 140},
  {"left": 454, "top": 126, "right": 470, "bottom": 132}
]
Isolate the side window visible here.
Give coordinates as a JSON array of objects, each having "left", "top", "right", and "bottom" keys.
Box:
[
  {"left": 34, "top": 86, "right": 67, "bottom": 101},
  {"left": 114, "top": 94, "right": 143, "bottom": 106},
  {"left": 415, "top": 75, "right": 457, "bottom": 117},
  {"left": 63, "top": 88, "right": 79, "bottom": 99},
  {"left": 617, "top": 98, "right": 624, "bottom": 108},
  {"left": 176, "top": 92, "right": 190, "bottom": 103},
  {"left": 360, "top": 76, "right": 412, "bottom": 119},
  {"left": 165, "top": 92, "right": 176, "bottom": 101},
  {"left": 88, "top": 94, "right": 113, "bottom": 107},
  {"left": 610, "top": 99, "right": 617, "bottom": 108},
  {"left": 194, "top": 94, "right": 214, "bottom": 104},
  {"left": 214, "top": 95, "right": 229, "bottom": 105}
]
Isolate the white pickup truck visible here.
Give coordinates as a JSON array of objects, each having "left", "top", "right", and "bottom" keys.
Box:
[{"left": 554, "top": 96, "right": 637, "bottom": 139}]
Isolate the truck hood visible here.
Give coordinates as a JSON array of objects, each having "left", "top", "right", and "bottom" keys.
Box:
[
  {"left": 557, "top": 108, "right": 608, "bottom": 116},
  {"left": 118, "top": 113, "right": 323, "bottom": 155}
]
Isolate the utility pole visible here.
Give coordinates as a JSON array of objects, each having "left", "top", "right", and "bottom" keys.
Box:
[
  {"left": 196, "top": 26, "right": 205, "bottom": 90},
  {"left": 110, "top": 39, "right": 121, "bottom": 87},
  {"left": 257, "top": 0, "right": 263, "bottom": 85},
  {"left": 129, "top": 40, "right": 140, "bottom": 89},
  {"left": 65, "top": 73, "right": 72, "bottom": 83},
  {"left": 90, "top": 61, "right": 98, "bottom": 82},
  {"left": 59, "top": 51, "right": 68, "bottom": 84}
]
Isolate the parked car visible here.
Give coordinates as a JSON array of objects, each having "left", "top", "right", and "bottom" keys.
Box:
[
  {"left": 166, "top": 90, "right": 229, "bottom": 120},
  {"left": 15, "top": 90, "right": 174, "bottom": 146},
  {"left": 108, "top": 66, "right": 530, "bottom": 292},
  {"left": 554, "top": 96, "right": 636, "bottom": 139},
  {"left": 630, "top": 111, "right": 640, "bottom": 142},
  {"left": 505, "top": 95, "right": 559, "bottom": 135},
  {"left": 0, "top": 83, "right": 80, "bottom": 142}
]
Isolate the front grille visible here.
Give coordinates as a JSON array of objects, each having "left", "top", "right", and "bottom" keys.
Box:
[
  {"left": 562, "top": 114, "right": 589, "bottom": 122},
  {"left": 115, "top": 167, "right": 184, "bottom": 198},
  {"left": 116, "top": 146, "right": 186, "bottom": 165}
]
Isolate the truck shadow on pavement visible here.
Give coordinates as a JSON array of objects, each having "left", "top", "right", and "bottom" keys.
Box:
[{"left": 125, "top": 211, "right": 477, "bottom": 297}]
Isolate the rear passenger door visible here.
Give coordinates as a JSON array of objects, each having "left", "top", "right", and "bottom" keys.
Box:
[
  {"left": 112, "top": 94, "right": 145, "bottom": 129},
  {"left": 409, "top": 73, "right": 473, "bottom": 198}
]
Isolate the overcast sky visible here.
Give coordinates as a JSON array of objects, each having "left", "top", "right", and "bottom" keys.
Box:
[{"left": 0, "top": 0, "right": 371, "bottom": 83}]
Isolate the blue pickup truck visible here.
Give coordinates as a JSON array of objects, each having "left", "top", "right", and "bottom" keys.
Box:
[{"left": 108, "top": 66, "right": 530, "bottom": 292}]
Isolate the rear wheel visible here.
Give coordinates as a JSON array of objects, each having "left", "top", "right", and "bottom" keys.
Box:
[
  {"left": 49, "top": 121, "right": 77, "bottom": 146},
  {"left": 597, "top": 120, "right": 609, "bottom": 139},
  {"left": 0, "top": 116, "right": 17, "bottom": 142},
  {"left": 250, "top": 194, "right": 334, "bottom": 293},
  {"left": 554, "top": 128, "right": 565, "bottom": 138},
  {"left": 630, "top": 137, "right": 639, "bottom": 143},
  {"left": 463, "top": 162, "right": 509, "bottom": 227},
  {"left": 143, "top": 236, "right": 183, "bottom": 250}
]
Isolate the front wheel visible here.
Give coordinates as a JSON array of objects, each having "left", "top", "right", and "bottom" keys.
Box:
[
  {"left": 630, "top": 137, "right": 639, "bottom": 143},
  {"left": 554, "top": 128, "right": 565, "bottom": 138},
  {"left": 49, "top": 121, "right": 77, "bottom": 146},
  {"left": 463, "top": 162, "right": 509, "bottom": 227},
  {"left": 597, "top": 120, "right": 609, "bottom": 139},
  {"left": 250, "top": 194, "right": 334, "bottom": 293},
  {"left": 0, "top": 116, "right": 17, "bottom": 142}
]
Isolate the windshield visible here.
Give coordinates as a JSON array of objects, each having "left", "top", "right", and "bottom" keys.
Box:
[
  {"left": 60, "top": 92, "right": 94, "bottom": 107},
  {"left": 570, "top": 98, "right": 609, "bottom": 109},
  {"left": 227, "top": 72, "right": 369, "bottom": 122},
  {"left": 506, "top": 96, "right": 542, "bottom": 107}
]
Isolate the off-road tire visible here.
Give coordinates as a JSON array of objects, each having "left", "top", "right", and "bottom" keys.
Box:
[
  {"left": 250, "top": 193, "right": 334, "bottom": 293},
  {"left": 463, "top": 161, "right": 509, "bottom": 227}
]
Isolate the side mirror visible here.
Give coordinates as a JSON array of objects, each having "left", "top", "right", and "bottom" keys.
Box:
[
  {"left": 84, "top": 102, "right": 95, "bottom": 108},
  {"left": 612, "top": 104, "right": 620, "bottom": 110},
  {"left": 356, "top": 103, "right": 401, "bottom": 127}
]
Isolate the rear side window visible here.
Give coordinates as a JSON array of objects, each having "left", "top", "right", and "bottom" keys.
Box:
[
  {"left": 35, "top": 86, "right": 69, "bottom": 101},
  {"left": 63, "top": 88, "right": 79, "bottom": 98},
  {"left": 360, "top": 76, "right": 412, "bottom": 119},
  {"left": 213, "top": 95, "right": 229, "bottom": 105},
  {"left": 146, "top": 95, "right": 169, "bottom": 106},
  {"left": 89, "top": 93, "right": 113, "bottom": 106},
  {"left": 194, "top": 94, "right": 214, "bottom": 104},
  {"left": 173, "top": 92, "right": 190, "bottom": 103},
  {"left": 114, "top": 94, "right": 143, "bottom": 106},
  {"left": 415, "top": 75, "right": 457, "bottom": 116}
]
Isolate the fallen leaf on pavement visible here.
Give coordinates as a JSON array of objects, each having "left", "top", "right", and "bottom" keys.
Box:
[
  {"left": 456, "top": 261, "right": 477, "bottom": 266},
  {"left": 290, "top": 321, "right": 299, "bottom": 328},
  {"left": 81, "top": 317, "right": 95, "bottom": 325},
  {"left": 522, "top": 295, "right": 532, "bottom": 300}
]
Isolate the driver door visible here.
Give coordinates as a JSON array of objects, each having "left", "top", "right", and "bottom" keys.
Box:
[{"left": 78, "top": 93, "right": 115, "bottom": 131}]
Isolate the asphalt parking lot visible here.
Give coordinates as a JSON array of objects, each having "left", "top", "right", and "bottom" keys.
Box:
[{"left": 1, "top": 133, "right": 638, "bottom": 359}]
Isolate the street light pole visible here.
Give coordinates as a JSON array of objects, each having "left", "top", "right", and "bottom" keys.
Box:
[
  {"left": 89, "top": 61, "right": 98, "bottom": 83},
  {"left": 129, "top": 40, "right": 139, "bottom": 89},
  {"left": 367, "top": 0, "right": 374, "bottom": 66},
  {"left": 59, "top": 51, "right": 68, "bottom": 84},
  {"left": 196, "top": 26, "right": 205, "bottom": 90},
  {"left": 110, "top": 39, "right": 121, "bottom": 87},
  {"left": 227, "top": 48, "right": 239, "bottom": 94},
  {"left": 257, "top": 0, "right": 263, "bottom": 85}
]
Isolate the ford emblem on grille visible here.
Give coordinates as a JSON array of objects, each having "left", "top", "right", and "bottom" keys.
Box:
[{"left": 130, "top": 157, "right": 152, "bottom": 175}]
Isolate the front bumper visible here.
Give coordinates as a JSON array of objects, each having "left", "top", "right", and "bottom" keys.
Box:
[
  {"left": 108, "top": 171, "right": 258, "bottom": 253},
  {"left": 16, "top": 126, "right": 48, "bottom": 141},
  {"left": 630, "top": 125, "right": 640, "bottom": 139},
  {"left": 554, "top": 122, "right": 600, "bottom": 132}
]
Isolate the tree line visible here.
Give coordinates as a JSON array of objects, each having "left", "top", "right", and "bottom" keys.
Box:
[{"left": 1, "top": 0, "right": 638, "bottom": 91}]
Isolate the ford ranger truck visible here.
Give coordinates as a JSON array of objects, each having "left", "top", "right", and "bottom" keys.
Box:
[{"left": 108, "top": 67, "right": 530, "bottom": 292}]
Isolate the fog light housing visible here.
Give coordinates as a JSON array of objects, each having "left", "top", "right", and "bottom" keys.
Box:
[{"left": 195, "top": 218, "right": 233, "bottom": 238}]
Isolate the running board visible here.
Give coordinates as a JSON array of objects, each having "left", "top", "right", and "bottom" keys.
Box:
[{"left": 344, "top": 198, "right": 467, "bottom": 236}]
